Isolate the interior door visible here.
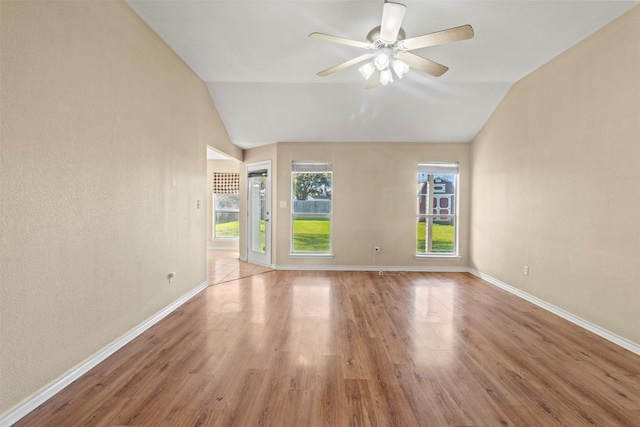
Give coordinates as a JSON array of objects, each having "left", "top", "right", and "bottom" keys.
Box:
[{"left": 246, "top": 162, "right": 271, "bottom": 266}]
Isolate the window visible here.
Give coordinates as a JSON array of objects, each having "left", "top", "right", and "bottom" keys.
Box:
[
  {"left": 291, "top": 162, "right": 332, "bottom": 254},
  {"left": 417, "top": 163, "right": 459, "bottom": 256},
  {"left": 213, "top": 194, "right": 239, "bottom": 239},
  {"left": 212, "top": 172, "right": 240, "bottom": 239}
]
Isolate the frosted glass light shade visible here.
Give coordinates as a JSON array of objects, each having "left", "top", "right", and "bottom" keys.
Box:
[
  {"left": 380, "top": 68, "right": 393, "bottom": 85},
  {"left": 374, "top": 53, "right": 390, "bottom": 70},
  {"left": 392, "top": 59, "right": 409, "bottom": 78},
  {"left": 359, "top": 62, "right": 376, "bottom": 80}
]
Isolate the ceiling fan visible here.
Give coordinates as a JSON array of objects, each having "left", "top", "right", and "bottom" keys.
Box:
[{"left": 309, "top": 1, "right": 474, "bottom": 87}]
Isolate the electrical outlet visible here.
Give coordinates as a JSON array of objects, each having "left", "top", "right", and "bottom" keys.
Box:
[
  {"left": 523, "top": 265, "right": 529, "bottom": 276},
  {"left": 168, "top": 272, "right": 175, "bottom": 283},
  {"left": 374, "top": 246, "right": 381, "bottom": 254}
]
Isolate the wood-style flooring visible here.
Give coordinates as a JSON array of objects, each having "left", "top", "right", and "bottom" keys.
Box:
[
  {"left": 206, "top": 250, "right": 272, "bottom": 285},
  {"left": 14, "top": 270, "right": 640, "bottom": 426}
]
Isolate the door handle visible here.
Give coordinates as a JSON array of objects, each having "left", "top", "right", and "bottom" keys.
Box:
[{"left": 265, "top": 219, "right": 270, "bottom": 222}]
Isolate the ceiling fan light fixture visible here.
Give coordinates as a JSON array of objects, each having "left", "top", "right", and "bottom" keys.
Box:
[
  {"left": 392, "top": 59, "right": 409, "bottom": 78},
  {"left": 359, "top": 62, "right": 376, "bottom": 80},
  {"left": 380, "top": 68, "right": 393, "bottom": 85}
]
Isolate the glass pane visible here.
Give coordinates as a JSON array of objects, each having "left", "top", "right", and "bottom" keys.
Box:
[
  {"left": 293, "top": 216, "right": 331, "bottom": 252},
  {"left": 250, "top": 176, "right": 266, "bottom": 253},
  {"left": 416, "top": 218, "right": 427, "bottom": 253},
  {"left": 214, "top": 212, "right": 239, "bottom": 238},
  {"left": 416, "top": 217, "right": 456, "bottom": 254},
  {"left": 431, "top": 220, "right": 455, "bottom": 253},
  {"left": 433, "top": 174, "right": 455, "bottom": 215},
  {"left": 417, "top": 195, "right": 428, "bottom": 215},
  {"left": 214, "top": 194, "right": 239, "bottom": 210},
  {"left": 292, "top": 172, "right": 332, "bottom": 204}
]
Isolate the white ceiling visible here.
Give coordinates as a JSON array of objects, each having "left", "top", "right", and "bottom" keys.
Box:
[
  {"left": 207, "top": 147, "right": 231, "bottom": 160},
  {"left": 127, "top": 0, "right": 635, "bottom": 149}
]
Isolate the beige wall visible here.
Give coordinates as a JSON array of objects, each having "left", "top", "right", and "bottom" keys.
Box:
[
  {"left": 470, "top": 6, "right": 640, "bottom": 344},
  {"left": 273, "top": 142, "right": 470, "bottom": 269},
  {"left": 206, "top": 158, "right": 241, "bottom": 249},
  {"left": 0, "top": 0, "right": 239, "bottom": 415}
]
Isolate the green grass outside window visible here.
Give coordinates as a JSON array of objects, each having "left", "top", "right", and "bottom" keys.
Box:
[
  {"left": 293, "top": 218, "right": 331, "bottom": 252},
  {"left": 417, "top": 222, "right": 455, "bottom": 253},
  {"left": 216, "top": 219, "right": 454, "bottom": 254}
]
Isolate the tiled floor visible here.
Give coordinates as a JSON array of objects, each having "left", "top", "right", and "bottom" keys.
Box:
[{"left": 207, "top": 250, "right": 273, "bottom": 285}]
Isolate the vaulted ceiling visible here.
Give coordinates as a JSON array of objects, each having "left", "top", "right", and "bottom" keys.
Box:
[{"left": 126, "top": 0, "right": 635, "bottom": 149}]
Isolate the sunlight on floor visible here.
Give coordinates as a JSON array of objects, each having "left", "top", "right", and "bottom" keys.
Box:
[{"left": 207, "top": 250, "right": 273, "bottom": 285}]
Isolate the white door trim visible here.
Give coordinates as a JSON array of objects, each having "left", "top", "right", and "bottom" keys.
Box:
[{"left": 246, "top": 161, "right": 271, "bottom": 267}]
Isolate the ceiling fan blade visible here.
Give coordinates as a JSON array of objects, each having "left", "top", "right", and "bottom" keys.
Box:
[
  {"left": 365, "top": 69, "right": 381, "bottom": 90},
  {"left": 397, "top": 52, "right": 449, "bottom": 77},
  {"left": 379, "top": 2, "right": 407, "bottom": 43},
  {"left": 309, "top": 32, "right": 372, "bottom": 49},
  {"left": 400, "top": 25, "right": 474, "bottom": 51},
  {"left": 317, "top": 53, "right": 375, "bottom": 77}
]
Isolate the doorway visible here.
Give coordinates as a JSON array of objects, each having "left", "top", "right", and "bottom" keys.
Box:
[{"left": 246, "top": 161, "right": 271, "bottom": 267}]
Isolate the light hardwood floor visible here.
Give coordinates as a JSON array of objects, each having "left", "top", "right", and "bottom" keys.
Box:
[
  {"left": 207, "top": 250, "right": 272, "bottom": 285},
  {"left": 15, "top": 270, "right": 640, "bottom": 426}
]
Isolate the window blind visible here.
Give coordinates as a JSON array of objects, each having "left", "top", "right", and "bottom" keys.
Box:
[
  {"left": 418, "top": 163, "right": 459, "bottom": 175},
  {"left": 292, "top": 161, "right": 333, "bottom": 172}
]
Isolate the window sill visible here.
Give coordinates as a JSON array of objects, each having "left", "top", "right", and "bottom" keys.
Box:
[
  {"left": 211, "top": 237, "right": 240, "bottom": 242},
  {"left": 415, "top": 254, "right": 461, "bottom": 260},
  {"left": 289, "top": 253, "right": 334, "bottom": 259}
]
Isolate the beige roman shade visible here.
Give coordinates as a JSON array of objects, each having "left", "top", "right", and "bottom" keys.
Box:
[{"left": 212, "top": 172, "right": 240, "bottom": 194}]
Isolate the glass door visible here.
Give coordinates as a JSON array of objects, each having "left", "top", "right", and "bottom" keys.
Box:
[{"left": 246, "top": 162, "right": 271, "bottom": 266}]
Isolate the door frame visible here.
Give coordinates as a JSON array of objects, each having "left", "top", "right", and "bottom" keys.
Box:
[{"left": 246, "top": 161, "right": 272, "bottom": 267}]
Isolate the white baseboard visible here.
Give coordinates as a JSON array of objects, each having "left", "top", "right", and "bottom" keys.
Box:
[
  {"left": 468, "top": 269, "right": 640, "bottom": 356},
  {"left": 207, "top": 246, "right": 239, "bottom": 251},
  {"left": 0, "top": 281, "right": 208, "bottom": 426},
  {"left": 275, "top": 264, "right": 469, "bottom": 273}
]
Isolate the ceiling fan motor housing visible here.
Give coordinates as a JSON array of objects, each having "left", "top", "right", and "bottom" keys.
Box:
[{"left": 366, "top": 25, "right": 406, "bottom": 46}]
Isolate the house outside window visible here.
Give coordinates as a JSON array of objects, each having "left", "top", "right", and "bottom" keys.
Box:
[
  {"left": 417, "top": 163, "right": 459, "bottom": 256},
  {"left": 212, "top": 172, "right": 240, "bottom": 239},
  {"left": 291, "top": 161, "right": 333, "bottom": 255}
]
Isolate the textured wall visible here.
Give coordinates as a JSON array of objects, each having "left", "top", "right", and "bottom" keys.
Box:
[
  {"left": 470, "top": 6, "right": 640, "bottom": 344},
  {"left": 0, "top": 0, "right": 239, "bottom": 414},
  {"left": 273, "top": 142, "right": 470, "bottom": 268}
]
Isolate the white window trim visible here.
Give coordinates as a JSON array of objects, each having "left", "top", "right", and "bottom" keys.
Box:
[
  {"left": 289, "top": 253, "right": 335, "bottom": 259},
  {"left": 417, "top": 163, "right": 460, "bottom": 257},
  {"left": 291, "top": 161, "right": 333, "bottom": 256},
  {"left": 212, "top": 193, "right": 240, "bottom": 241},
  {"left": 415, "top": 254, "right": 462, "bottom": 260}
]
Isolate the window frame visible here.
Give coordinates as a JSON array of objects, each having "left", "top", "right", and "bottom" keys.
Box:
[
  {"left": 416, "top": 163, "right": 460, "bottom": 258},
  {"left": 290, "top": 161, "right": 333, "bottom": 257}
]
